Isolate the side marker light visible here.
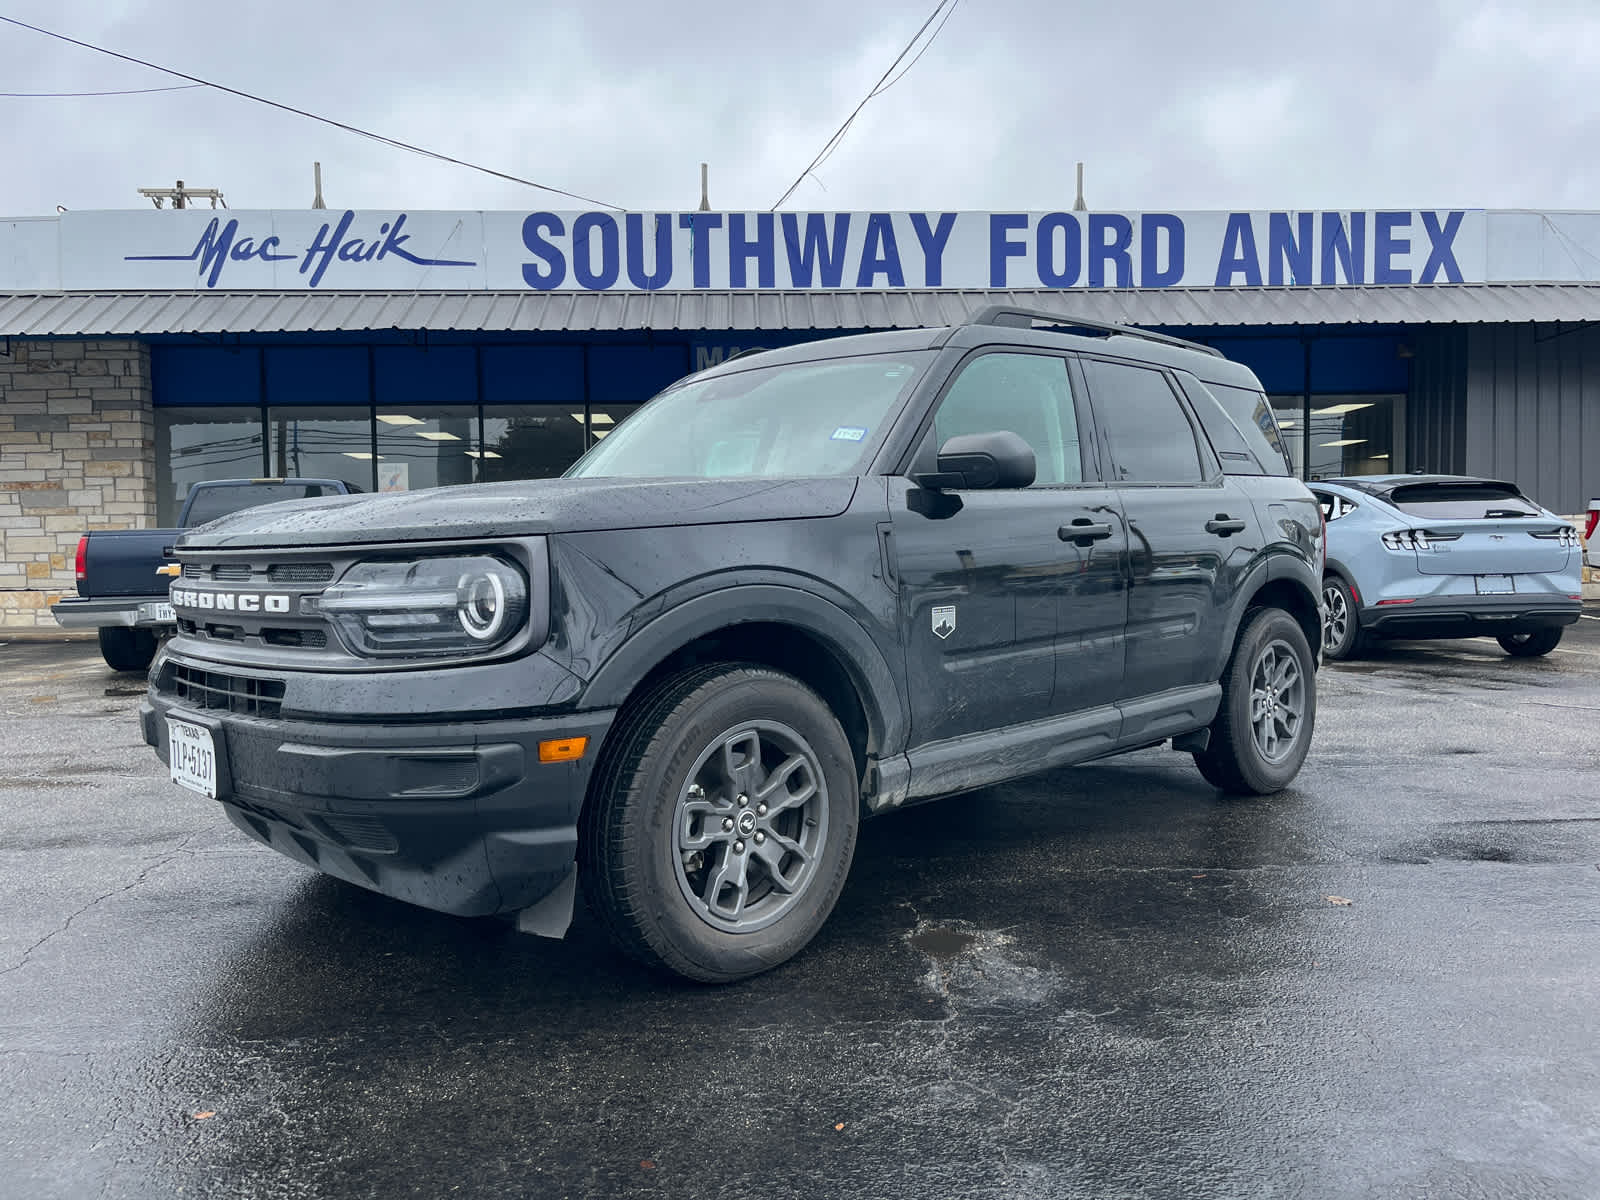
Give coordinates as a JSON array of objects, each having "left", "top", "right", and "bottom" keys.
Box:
[{"left": 538, "top": 737, "right": 589, "bottom": 763}]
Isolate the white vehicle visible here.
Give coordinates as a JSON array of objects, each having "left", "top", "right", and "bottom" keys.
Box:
[{"left": 1588, "top": 497, "right": 1599, "bottom": 570}]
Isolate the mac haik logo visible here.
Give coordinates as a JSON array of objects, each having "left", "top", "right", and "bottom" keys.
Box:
[{"left": 124, "top": 211, "right": 477, "bottom": 288}]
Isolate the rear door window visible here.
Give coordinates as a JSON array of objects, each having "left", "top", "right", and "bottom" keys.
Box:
[
  {"left": 1387, "top": 482, "right": 1540, "bottom": 519},
  {"left": 1081, "top": 359, "right": 1206, "bottom": 483}
]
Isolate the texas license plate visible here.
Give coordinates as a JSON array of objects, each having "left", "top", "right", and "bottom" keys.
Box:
[
  {"left": 168, "top": 718, "right": 217, "bottom": 798},
  {"left": 140, "top": 601, "right": 175, "bottom": 623},
  {"left": 1475, "top": 574, "right": 1514, "bottom": 595}
]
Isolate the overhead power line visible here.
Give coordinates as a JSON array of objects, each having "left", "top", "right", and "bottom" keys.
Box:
[
  {"left": 0, "top": 83, "right": 205, "bottom": 97},
  {"left": 770, "top": 0, "right": 961, "bottom": 211},
  {"left": 0, "top": 14, "right": 623, "bottom": 210}
]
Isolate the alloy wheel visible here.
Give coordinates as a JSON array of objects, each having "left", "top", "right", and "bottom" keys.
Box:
[
  {"left": 1321, "top": 583, "right": 1349, "bottom": 653},
  {"left": 1248, "top": 639, "right": 1306, "bottom": 764},
  {"left": 672, "top": 720, "right": 829, "bottom": 933}
]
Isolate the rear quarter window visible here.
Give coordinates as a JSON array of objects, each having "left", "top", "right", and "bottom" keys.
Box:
[
  {"left": 1387, "top": 482, "right": 1540, "bottom": 520},
  {"left": 1312, "top": 490, "right": 1357, "bottom": 521},
  {"left": 1198, "top": 380, "right": 1295, "bottom": 476}
]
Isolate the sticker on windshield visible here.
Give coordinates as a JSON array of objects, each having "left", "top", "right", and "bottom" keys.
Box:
[{"left": 831, "top": 426, "right": 868, "bottom": 442}]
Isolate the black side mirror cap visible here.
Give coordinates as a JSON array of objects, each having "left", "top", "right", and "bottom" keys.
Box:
[{"left": 914, "top": 431, "right": 1036, "bottom": 491}]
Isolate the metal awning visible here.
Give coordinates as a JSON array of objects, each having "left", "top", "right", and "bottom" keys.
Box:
[{"left": 5, "top": 284, "right": 1600, "bottom": 337}]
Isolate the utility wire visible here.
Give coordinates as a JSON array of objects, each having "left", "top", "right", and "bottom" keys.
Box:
[
  {"left": 0, "top": 14, "right": 623, "bottom": 210},
  {"left": 770, "top": 0, "right": 959, "bottom": 211},
  {"left": 808, "top": 1, "right": 961, "bottom": 179},
  {"left": 873, "top": 0, "right": 961, "bottom": 97},
  {"left": 0, "top": 83, "right": 205, "bottom": 96}
]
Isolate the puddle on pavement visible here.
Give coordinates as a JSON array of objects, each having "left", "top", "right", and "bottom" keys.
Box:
[
  {"left": 908, "top": 925, "right": 978, "bottom": 958},
  {"left": 904, "top": 919, "right": 1060, "bottom": 1009},
  {"left": 1378, "top": 821, "right": 1600, "bottom": 866}
]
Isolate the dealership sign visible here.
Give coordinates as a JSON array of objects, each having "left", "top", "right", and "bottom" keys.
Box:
[{"left": 2, "top": 206, "right": 1596, "bottom": 292}]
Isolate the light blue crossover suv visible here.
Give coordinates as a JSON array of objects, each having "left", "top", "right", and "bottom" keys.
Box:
[{"left": 1310, "top": 475, "right": 1583, "bottom": 659}]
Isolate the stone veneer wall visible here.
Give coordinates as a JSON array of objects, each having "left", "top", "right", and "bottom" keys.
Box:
[{"left": 0, "top": 339, "right": 157, "bottom": 629}]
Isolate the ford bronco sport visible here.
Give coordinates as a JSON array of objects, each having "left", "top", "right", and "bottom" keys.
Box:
[{"left": 142, "top": 308, "right": 1323, "bottom": 982}]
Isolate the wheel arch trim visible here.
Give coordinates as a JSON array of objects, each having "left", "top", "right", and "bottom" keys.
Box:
[
  {"left": 1211, "top": 552, "right": 1322, "bottom": 676},
  {"left": 578, "top": 584, "right": 908, "bottom": 758}
]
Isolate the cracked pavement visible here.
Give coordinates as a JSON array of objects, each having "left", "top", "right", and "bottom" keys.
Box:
[{"left": 2, "top": 616, "right": 1599, "bottom": 1199}]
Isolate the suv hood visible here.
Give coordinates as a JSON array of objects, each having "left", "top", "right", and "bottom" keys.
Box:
[{"left": 175, "top": 476, "right": 861, "bottom": 549}]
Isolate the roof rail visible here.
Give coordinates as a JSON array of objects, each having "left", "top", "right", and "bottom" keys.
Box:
[{"left": 965, "top": 306, "right": 1224, "bottom": 358}]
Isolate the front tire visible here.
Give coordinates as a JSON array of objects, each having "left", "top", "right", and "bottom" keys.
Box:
[
  {"left": 1320, "top": 576, "right": 1365, "bottom": 660},
  {"left": 579, "top": 664, "right": 859, "bottom": 983},
  {"left": 1194, "top": 608, "right": 1316, "bottom": 795},
  {"left": 98, "top": 626, "right": 156, "bottom": 673},
  {"left": 1497, "top": 628, "right": 1562, "bottom": 657}
]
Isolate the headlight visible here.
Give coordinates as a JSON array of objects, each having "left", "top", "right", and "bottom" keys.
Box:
[{"left": 311, "top": 555, "right": 529, "bottom": 659}]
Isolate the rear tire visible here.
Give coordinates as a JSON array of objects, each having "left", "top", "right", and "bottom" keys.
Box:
[
  {"left": 1320, "top": 576, "right": 1366, "bottom": 660},
  {"left": 98, "top": 626, "right": 157, "bottom": 673},
  {"left": 1194, "top": 608, "right": 1316, "bottom": 795},
  {"left": 579, "top": 664, "right": 859, "bottom": 983},
  {"left": 1497, "top": 628, "right": 1562, "bottom": 657}
]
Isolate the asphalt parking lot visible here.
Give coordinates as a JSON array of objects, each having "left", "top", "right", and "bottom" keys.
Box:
[{"left": 2, "top": 615, "right": 1599, "bottom": 1200}]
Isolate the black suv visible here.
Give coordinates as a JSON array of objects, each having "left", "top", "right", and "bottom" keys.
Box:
[{"left": 142, "top": 308, "right": 1323, "bottom": 982}]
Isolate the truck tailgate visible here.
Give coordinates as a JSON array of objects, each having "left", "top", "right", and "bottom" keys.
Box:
[{"left": 81, "top": 529, "right": 179, "bottom": 597}]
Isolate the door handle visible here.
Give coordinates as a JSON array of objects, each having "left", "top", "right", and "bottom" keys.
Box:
[
  {"left": 1059, "top": 520, "right": 1113, "bottom": 544},
  {"left": 1205, "top": 514, "right": 1247, "bottom": 536}
]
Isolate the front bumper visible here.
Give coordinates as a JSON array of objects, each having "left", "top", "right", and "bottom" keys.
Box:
[
  {"left": 142, "top": 667, "right": 614, "bottom": 918},
  {"left": 1361, "top": 592, "right": 1581, "bottom": 639}
]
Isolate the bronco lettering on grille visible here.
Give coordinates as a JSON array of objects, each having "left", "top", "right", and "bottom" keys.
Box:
[{"left": 171, "top": 588, "right": 292, "bottom": 614}]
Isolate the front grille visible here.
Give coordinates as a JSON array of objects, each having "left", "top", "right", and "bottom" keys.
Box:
[
  {"left": 172, "top": 556, "right": 342, "bottom": 654},
  {"left": 269, "top": 563, "right": 335, "bottom": 584},
  {"left": 262, "top": 627, "right": 328, "bottom": 648},
  {"left": 179, "top": 561, "right": 335, "bottom": 583},
  {"left": 321, "top": 814, "right": 400, "bottom": 855},
  {"left": 161, "top": 663, "right": 285, "bottom": 717}
]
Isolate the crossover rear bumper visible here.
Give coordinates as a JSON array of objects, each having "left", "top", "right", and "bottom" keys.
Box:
[{"left": 1360, "top": 593, "right": 1581, "bottom": 639}]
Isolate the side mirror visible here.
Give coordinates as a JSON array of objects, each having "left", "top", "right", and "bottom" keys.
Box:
[{"left": 914, "top": 431, "right": 1036, "bottom": 491}]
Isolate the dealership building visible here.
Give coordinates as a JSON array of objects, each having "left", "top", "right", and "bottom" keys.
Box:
[{"left": 2, "top": 205, "right": 1598, "bottom": 628}]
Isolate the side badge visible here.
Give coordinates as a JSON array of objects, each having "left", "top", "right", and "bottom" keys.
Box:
[{"left": 932, "top": 605, "right": 956, "bottom": 640}]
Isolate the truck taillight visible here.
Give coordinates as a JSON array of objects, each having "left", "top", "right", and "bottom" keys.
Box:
[
  {"left": 74, "top": 536, "right": 87, "bottom": 582},
  {"left": 1586, "top": 506, "right": 1599, "bottom": 540}
]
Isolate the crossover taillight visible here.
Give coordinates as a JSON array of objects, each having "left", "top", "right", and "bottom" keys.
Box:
[
  {"left": 1586, "top": 508, "right": 1599, "bottom": 540},
  {"left": 1530, "top": 527, "right": 1581, "bottom": 547},
  {"left": 1381, "top": 530, "right": 1430, "bottom": 550}
]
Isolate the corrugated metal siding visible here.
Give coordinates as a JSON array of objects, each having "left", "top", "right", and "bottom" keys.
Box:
[
  {"left": 1461, "top": 323, "right": 1600, "bottom": 513},
  {"left": 1408, "top": 327, "right": 1469, "bottom": 476},
  {"left": 8, "top": 284, "right": 1600, "bottom": 337}
]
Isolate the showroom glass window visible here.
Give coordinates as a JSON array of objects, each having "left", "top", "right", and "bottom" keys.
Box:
[
  {"left": 155, "top": 408, "right": 266, "bottom": 526},
  {"left": 1305, "top": 394, "right": 1400, "bottom": 478},
  {"left": 267, "top": 407, "right": 374, "bottom": 493},
  {"left": 374, "top": 408, "right": 479, "bottom": 491}
]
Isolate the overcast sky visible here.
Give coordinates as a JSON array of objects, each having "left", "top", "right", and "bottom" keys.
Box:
[{"left": 3, "top": 0, "right": 1599, "bottom": 217}]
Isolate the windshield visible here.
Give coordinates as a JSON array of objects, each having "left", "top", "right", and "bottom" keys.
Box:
[{"left": 567, "top": 351, "right": 934, "bottom": 479}]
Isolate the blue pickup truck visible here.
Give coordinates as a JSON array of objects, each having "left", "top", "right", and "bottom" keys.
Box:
[{"left": 52, "top": 478, "right": 351, "bottom": 671}]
